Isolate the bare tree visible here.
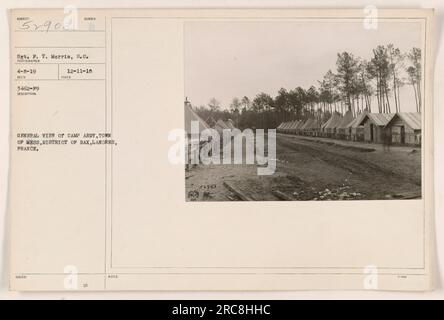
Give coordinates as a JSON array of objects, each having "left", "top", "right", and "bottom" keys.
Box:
[
  {"left": 335, "top": 52, "right": 359, "bottom": 113},
  {"left": 241, "top": 96, "right": 251, "bottom": 110},
  {"left": 208, "top": 98, "right": 221, "bottom": 113},
  {"left": 229, "top": 97, "right": 241, "bottom": 113},
  {"left": 368, "top": 46, "right": 391, "bottom": 113},
  {"left": 387, "top": 44, "right": 406, "bottom": 112},
  {"left": 407, "top": 47, "right": 422, "bottom": 112},
  {"left": 196, "top": 45, "right": 422, "bottom": 131}
]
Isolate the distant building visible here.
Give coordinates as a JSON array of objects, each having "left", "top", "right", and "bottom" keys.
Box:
[
  {"left": 286, "top": 120, "right": 296, "bottom": 134},
  {"left": 357, "top": 113, "right": 395, "bottom": 144},
  {"left": 276, "top": 122, "right": 287, "bottom": 133},
  {"left": 277, "top": 112, "right": 421, "bottom": 147},
  {"left": 184, "top": 100, "right": 209, "bottom": 136},
  {"left": 214, "top": 119, "right": 230, "bottom": 133},
  {"left": 300, "top": 118, "right": 319, "bottom": 136},
  {"left": 322, "top": 113, "right": 342, "bottom": 138},
  {"left": 205, "top": 116, "right": 217, "bottom": 128},
  {"left": 347, "top": 111, "right": 368, "bottom": 142},
  {"left": 280, "top": 122, "right": 289, "bottom": 133},
  {"left": 384, "top": 112, "right": 421, "bottom": 145},
  {"left": 290, "top": 120, "right": 303, "bottom": 134},
  {"left": 336, "top": 110, "right": 355, "bottom": 140},
  {"left": 225, "top": 119, "right": 237, "bottom": 129}
]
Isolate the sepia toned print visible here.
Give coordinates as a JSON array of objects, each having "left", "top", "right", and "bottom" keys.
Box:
[
  {"left": 184, "top": 21, "right": 423, "bottom": 201},
  {"left": 8, "top": 8, "right": 434, "bottom": 292}
]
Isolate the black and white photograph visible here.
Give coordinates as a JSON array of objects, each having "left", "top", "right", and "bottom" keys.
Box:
[
  {"left": 3, "top": 5, "right": 439, "bottom": 297},
  {"left": 184, "top": 20, "right": 423, "bottom": 201}
]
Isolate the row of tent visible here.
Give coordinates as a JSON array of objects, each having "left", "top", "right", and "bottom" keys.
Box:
[
  {"left": 184, "top": 102, "right": 239, "bottom": 168},
  {"left": 186, "top": 101, "right": 421, "bottom": 146},
  {"left": 277, "top": 111, "right": 422, "bottom": 146}
]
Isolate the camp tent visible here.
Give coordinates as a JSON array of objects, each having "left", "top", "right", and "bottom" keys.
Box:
[
  {"left": 225, "top": 119, "right": 237, "bottom": 129},
  {"left": 320, "top": 118, "right": 330, "bottom": 136},
  {"left": 184, "top": 103, "right": 210, "bottom": 165},
  {"left": 278, "top": 121, "right": 292, "bottom": 133},
  {"left": 358, "top": 113, "right": 395, "bottom": 143},
  {"left": 299, "top": 119, "right": 310, "bottom": 135},
  {"left": 384, "top": 112, "right": 421, "bottom": 145},
  {"left": 277, "top": 122, "right": 286, "bottom": 133},
  {"left": 300, "top": 119, "right": 310, "bottom": 135},
  {"left": 286, "top": 120, "right": 297, "bottom": 134},
  {"left": 276, "top": 122, "right": 286, "bottom": 133},
  {"left": 294, "top": 120, "right": 305, "bottom": 135},
  {"left": 336, "top": 110, "right": 355, "bottom": 140},
  {"left": 289, "top": 120, "right": 303, "bottom": 135},
  {"left": 184, "top": 103, "right": 209, "bottom": 136},
  {"left": 347, "top": 111, "right": 368, "bottom": 142},
  {"left": 214, "top": 119, "right": 231, "bottom": 133},
  {"left": 205, "top": 116, "right": 217, "bottom": 128},
  {"left": 281, "top": 121, "right": 292, "bottom": 133},
  {"left": 322, "top": 113, "right": 343, "bottom": 138},
  {"left": 282, "top": 121, "right": 291, "bottom": 133},
  {"left": 300, "top": 119, "right": 319, "bottom": 136}
]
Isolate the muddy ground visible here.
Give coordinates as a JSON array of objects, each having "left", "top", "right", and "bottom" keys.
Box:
[{"left": 185, "top": 134, "right": 421, "bottom": 201}]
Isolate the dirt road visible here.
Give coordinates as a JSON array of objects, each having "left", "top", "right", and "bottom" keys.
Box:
[{"left": 185, "top": 134, "right": 421, "bottom": 201}]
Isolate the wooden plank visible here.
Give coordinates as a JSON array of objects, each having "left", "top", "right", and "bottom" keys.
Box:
[
  {"left": 272, "top": 190, "right": 293, "bottom": 201},
  {"left": 393, "top": 191, "right": 422, "bottom": 199},
  {"left": 226, "top": 195, "right": 236, "bottom": 201},
  {"left": 223, "top": 181, "right": 253, "bottom": 201}
]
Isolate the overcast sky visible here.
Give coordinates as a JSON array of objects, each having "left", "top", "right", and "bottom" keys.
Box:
[{"left": 184, "top": 20, "right": 423, "bottom": 113}]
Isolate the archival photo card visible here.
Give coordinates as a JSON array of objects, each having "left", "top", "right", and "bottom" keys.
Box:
[{"left": 8, "top": 8, "right": 434, "bottom": 291}]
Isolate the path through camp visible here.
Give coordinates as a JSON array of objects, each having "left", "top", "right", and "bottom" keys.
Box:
[{"left": 185, "top": 134, "right": 421, "bottom": 201}]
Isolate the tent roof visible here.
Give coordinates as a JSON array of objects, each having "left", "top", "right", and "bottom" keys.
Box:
[
  {"left": 321, "top": 117, "right": 330, "bottom": 129},
  {"left": 347, "top": 111, "right": 369, "bottom": 128},
  {"left": 288, "top": 120, "right": 299, "bottom": 129},
  {"left": 337, "top": 110, "right": 355, "bottom": 129},
  {"left": 321, "top": 117, "right": 331, "bottom": 129},
  {"left": 184, "top": 104, "right": 209, "bottom": 133},
  {"left": 225, "top": 119, "right": 236, "bottom": 129},
  {"left": 284, "top": 121, "right": 293, "bottom": 129},
  {"left": 215, "top": 119, "right": 230, "bottom": 129},
  {"left": 293, "top": 120, "right": 304, "bottom": 129},
  {"left": 300, "top": 119, "right": 311, "bottom": 130},
  {"left": 285, "top": 121, "right": 294, "bottom": 129},
  {"left": 280, "top": 122, "right": 289, "bottom": 130},
  {"left": 280, "top": 120, "right": 304, "bottom": 130},
  {"left": 323, "top": 113, "right": 343, "bottom": 129},
  {"left": 205, "top": 116, "right": 217, "bottom": 127},
  {"left": 385, "top": 112, "right": 421, "bottom": 130},
  {"left": 358, "top": 113, "right": 395, "bottom": 126},
  {"left": 301, "top": 118, "right": 319, "bottom": 130}
]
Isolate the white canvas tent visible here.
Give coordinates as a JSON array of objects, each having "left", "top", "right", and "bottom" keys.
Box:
[{"left": 184, "top": 103, "right": 209, "bottom": 135}]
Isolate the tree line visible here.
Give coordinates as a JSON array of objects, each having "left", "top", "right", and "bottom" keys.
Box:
[{"left": 192, "top": 45, "right": 422, "bottom": 130}]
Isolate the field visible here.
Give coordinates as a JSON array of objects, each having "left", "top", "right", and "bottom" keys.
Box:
[{"left": 185, "top": 134, "right": 421, "bottom": 201}]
